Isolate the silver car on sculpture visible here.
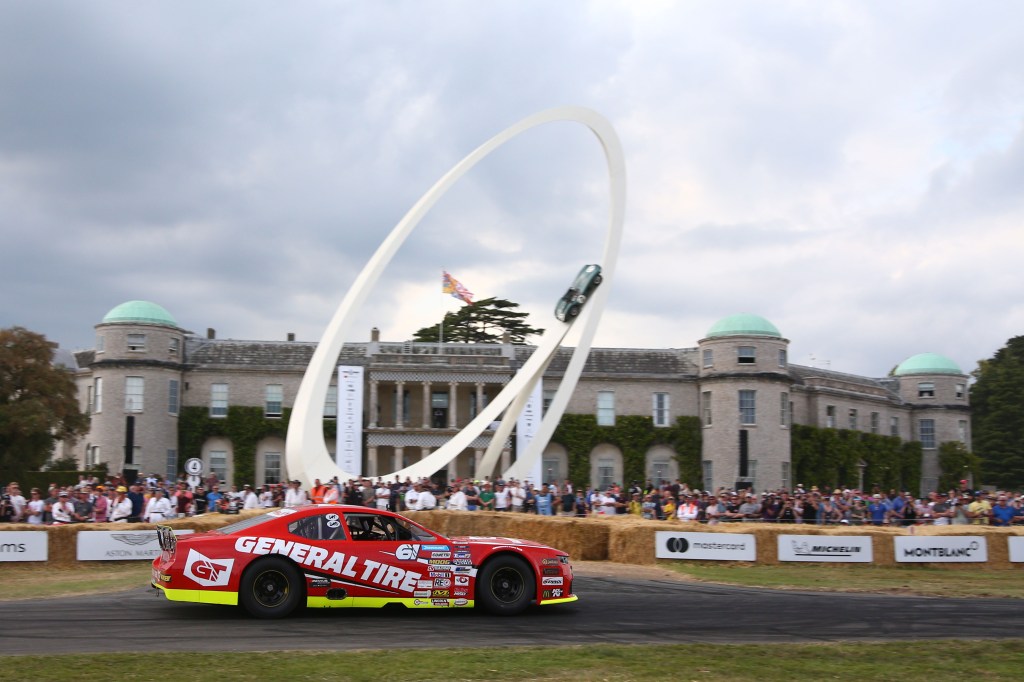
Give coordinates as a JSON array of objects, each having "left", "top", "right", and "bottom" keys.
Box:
[{"left": 554, "top": 264, "right": 603, "bottom": 322}]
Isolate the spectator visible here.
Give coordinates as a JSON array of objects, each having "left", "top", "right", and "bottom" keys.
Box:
[
  {"left": 479, "top": 483, "right": 496, "bottom": 512},
  {"left": 144, "top": 488, "right": 173, "bottom": 522},
  {"left": 127, "top": 484, "right": 145, "bottom": 522},
  {"left": 192, "top": 486, "right": 209, "bottom": 514},
  {"left": 535, "top": 485, "right": 555, "bottom": 516},
  {"left": 867, "top": 495, "right": 888, "bottom": 525},
  {"left": 509, "top": 481, "right": 526, "bottom": 512},
  {"left": 418, "top": 482, "right": 438, "bottom": 510},
  {"left": 446, "top": 483, "right": 468, "bottom": 511},
  {"left": 242, "top": 484, "right": 259, "bottom": 510},
  {"left": 375, "top": 481, "right": 391, "bottom": 511},
  {"left": 72, "top": 489, "right": 94, "bottom": 523},
  {"left": 25, "top": 489, "right": 46, "bottom": 525},
  {"left": 92, "top": 486, "right": 110, "bottom": 523},
  {"left": 206, "top": 484, "right": 225, "bottom": 511},
  {"left": 738, "top": 494, "right": 761, "bottom": 522},
  {"left": 967, "top": 492, "right": 992, "bottom": 525},
  {"left": 51, "top": 491, "right": 75, "bottom": 524},
  {"left": 109, "top": 486, "right": 133, "bottom": 523},
  {"left": 991, "top": 495, "right": 1016, "bottom": 527},
  {"left": 284, "top": 480, "right": 308, "bottom": 507},
  {"left": 677, "top": 494, "right": 700, "bottom": 522}
]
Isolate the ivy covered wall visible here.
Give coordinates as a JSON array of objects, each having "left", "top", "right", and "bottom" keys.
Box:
[
  {"left": 178, "top": 406, "right": 336, "bottom": 485},
  {"left": 550, "top": 414, "right": 702, "bottom": 488},
  {"left": 790, "top": 424, "right": 922, "bottom": 492}
]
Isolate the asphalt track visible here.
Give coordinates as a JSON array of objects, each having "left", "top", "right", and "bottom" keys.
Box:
[{"left": 0, "top": 573, "right": 1021, "bottom": 655}]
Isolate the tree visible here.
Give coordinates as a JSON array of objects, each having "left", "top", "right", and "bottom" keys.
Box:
[
  {"left": 412, "top": 297, "right": 544, "bottom": 344},
  {"left": 970, "top": 336, "right": 1024, "bottom": 488},
  {"left": 937, "top": 441, "right": 982, "bottom": 493},
  {"left": 0, "top": 327, "right": 88, "bottom": 480}
]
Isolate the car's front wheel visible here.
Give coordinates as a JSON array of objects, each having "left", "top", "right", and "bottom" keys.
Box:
[
  {"left": 477, "top": 555, "right": 535, "bottom": 615},
  {"left": 239, "top": 557, "right": 303, "bottom": 618}
]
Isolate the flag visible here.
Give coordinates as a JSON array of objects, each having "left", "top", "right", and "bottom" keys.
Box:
[{"left": 442, "top": 271, "right": 474, "bottom": 304}]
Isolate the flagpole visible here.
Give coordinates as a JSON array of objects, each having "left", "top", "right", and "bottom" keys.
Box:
[{"left": 438, "top": 270, "right": 444, "bottom": 354}]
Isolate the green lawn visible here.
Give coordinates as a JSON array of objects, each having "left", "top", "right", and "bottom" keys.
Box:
[
  {"left": 3, "top": 642, "right": 1023, "bottom": 681},
  {"left": 660, "top": 561, "right": 1024, "bottom": 599}
]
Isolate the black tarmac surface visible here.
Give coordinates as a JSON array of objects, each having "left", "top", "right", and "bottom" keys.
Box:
[{"left": 1, "top": 573, "right": 1021, "bottom": 655}]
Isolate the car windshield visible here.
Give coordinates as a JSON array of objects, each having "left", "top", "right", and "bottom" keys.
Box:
[{"left": 572, "top": 265, "right": 597, "bottom": 289}]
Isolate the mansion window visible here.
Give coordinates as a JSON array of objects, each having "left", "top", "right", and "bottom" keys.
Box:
[
  {"left": 127, "top": 333, "right": 146, "bottom": 352},
  {"left": 738, "top": 346, "right": 756, "bottom": 364},
  {"left": 702, "top": 391, "right": 712, "bottom": 426},
  {"left": 918, "top": 419, "right": 936, "bottom": 449},
  {"left": 211, "top": 383, "right": 229, "bottom": 418},
  {"left": 703, "top": 348, "right": 713, "bottom": 368},
  {"left": 739, "top": 390, "right": 756, "bottom": 425},
  {"left": 265, "top": 384, "right": 284, "bottom": 417},
  {"left": 597, "top": 391, "right": 615, "bottom": 426},
  {"left": 168, "top": 379, "right": 179, "bottom": 415},
  {"left": 918, "top": 382, "right": 935, "bottom": 398},
  {"left": 125, "top": 376, "right": 144, "bottom": 413},
  {"left": 826, "top": 405, "right": 836, "bottom": 428},
  {"left": 652, "top": 393, "right": 670, "bottom": 427}
]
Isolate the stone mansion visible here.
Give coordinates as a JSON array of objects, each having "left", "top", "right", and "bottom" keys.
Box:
[{"left": 66, "top": 301, "right": 972, "bottom": 494}]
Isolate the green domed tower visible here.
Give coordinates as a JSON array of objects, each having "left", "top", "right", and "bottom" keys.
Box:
[{"left": 698, "top": 314, "right": 791, "bottom": 493}]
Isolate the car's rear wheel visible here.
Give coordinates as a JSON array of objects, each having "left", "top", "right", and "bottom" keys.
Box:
[
  {"left": 593, "top": 274, "right": 603, "bottom": 285},
  {"left": 239, "top": 557, "right": 303, "bottom": 618},
  {"left": 567, "top": 304, "right": 580, "bottom": 318},
  {"left": 477, "top": 555, "right": 534, "bottom": 615}
]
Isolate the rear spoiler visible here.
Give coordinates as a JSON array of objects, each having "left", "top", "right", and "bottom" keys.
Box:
[{"left": 156, "top": 525, "right": 177, "bottom": 552}]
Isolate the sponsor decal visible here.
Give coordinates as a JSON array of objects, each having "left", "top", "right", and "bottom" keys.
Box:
[
  {"left": 235, "top": 536, "right": 423, "bottom": 592},
  {"left": 421, "top": 544, "right": 450, "bottom": 552},
  {"left": 777, "top": 535, "right": 873, "bottom": 563},
  {"left": 541, "top": 577, "right": 563, "bottom": 586},
  {"left": 413, "top": 599, "right": 429, "bottom": 606},
  {"left": 159, "top": 573, "right": 172, "bottom": 583},
  {"left": 542, "top": 588, "right": 564, "bottom": 599},
  {"left": 542, "top": 567, "right": 562, "bottom": 576},
  {"left": 431, "top": 599, "right": 450, "bottom": 606},
  {"left": 429, "top": 551, "right": 451, "bottom": 559},
  {"left": 655, "top": 531, "right": 756, "bottom": 562},
  {"left": 454, "top": 598, "right": 469, "bottom": 606},
  {"left": 310, "top": 578, "right": 332, "bottom": 588},
  {"left": 452, "top": 558, "right": 472, "bottom": 566},
  {"left": 267, "top": 508, "right": 297, "bottom": 517},
  {"left": 453, "top": 566, "right": 472, "bottom": 573},
  {"left": 894, "top": 536, "right": 988, "bottom": 563},
  {"left": 417, "top": 580, "right": 433, "bottom": 589},
  {"left": 453, "top": 545, "right": 470, "bottom": 551},
  {"left": 414, "top": 590, "right": 431, "bottom": 597},
  {"left": 325, "top": 513, "right": 341, "bottom": 528},
  {"left": 432, "top": 589, "right": 450, "bottom": 597},
  {"left": 453, "top": 589, "right": 467, "bottom": 597},
  {"left": 428, "top": 571, "right": 451, "bottom": 578},
  {"left": 541, "top": 558, "right": 561, "bottom": 565},
  {"left": 454, "top": 551, "right": 471, "bottom": 559},
  {"left": 428, "top": 559, "right": 451, "bottom": 565},
  {"left": 183, "top": 548, "right": 235, "bottom": 587},
  {"left": 433, "top": 579, "right": 452, "bottom": 588},
  {"left": 455, "top": 575, "right": 469, "bottom": 586},
  {"left": 395, "top": 544, "right": 419, "bottom": 561}
]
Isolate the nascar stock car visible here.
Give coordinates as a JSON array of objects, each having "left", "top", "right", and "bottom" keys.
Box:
[{"left": 152, "top": 504, "right": 577, "bottom": 618}]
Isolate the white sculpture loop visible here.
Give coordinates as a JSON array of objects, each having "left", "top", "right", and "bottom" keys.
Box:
[{"left": 286, "top": 106, "right": 625, "bottom": 486}]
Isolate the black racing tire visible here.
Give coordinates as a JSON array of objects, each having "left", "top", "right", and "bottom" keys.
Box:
[
  {"left": 593, "top": 274, "right": 603, "bottom": 285},
  {"left": 239, "top": 557, "right": 304, "bottom": 619},
  {"left": 477, "top": 554, "right": 535, "bottom": 615},
  {"left": 567, "top": 305, "right": 580, "bottom": 318}
]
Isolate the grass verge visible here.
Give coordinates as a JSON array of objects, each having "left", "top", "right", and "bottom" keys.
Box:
[
  {"left": 2, "top": 641, "right": 1023, "bottom": 681},
  {"left": 0, "top": 563, "right": 151, "bottom": 601},
  {"left": 659, "top": 562, "right": 1024, "bottom": 599}
]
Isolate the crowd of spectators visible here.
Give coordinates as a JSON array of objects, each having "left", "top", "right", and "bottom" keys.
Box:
[{"left": 3, "top": 473, "right": 1022, "bottom": 527}]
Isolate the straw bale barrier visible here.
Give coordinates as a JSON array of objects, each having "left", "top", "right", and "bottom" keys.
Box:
[{"left": 3, "top": 511, "right": 1022, "bottom": 569}]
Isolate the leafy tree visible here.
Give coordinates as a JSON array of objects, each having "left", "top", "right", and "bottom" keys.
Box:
[
  {"left": 970, "top": 336, "right": 1024, "bottom": 488},
  {"left": 937, "top": 441, "right": 982, "bottom": 493},
  {"left": 0, "top": 327, "right": 88, "bottom": 480},
  {"left": 412, "top": 297, "right": 544, "bottom": 344}
]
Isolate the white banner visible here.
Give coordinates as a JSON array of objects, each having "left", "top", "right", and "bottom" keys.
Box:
[
  {"left": 894, "top": 535, "right": 988, "bottom": 563},
  {"left": 516, "top": 378, "right": 543, "bottom": 485},
  {"left": 0, "top": 531, "right": 48, "bottom": 562},
  {"left": 778, "top": 535, "right": 873, "bottom": 563},
  {"left": 656, "top": 531, "right": 756, "bottom": 561},
  {"left": 337, "top": 365, "right": 364, "bottom": 476},
  {"left": 76, "top": 529, "right": 194, "bottom": 561},
  {"left": 1008, "top": 536, "right": 1024, "bottom": 563}
]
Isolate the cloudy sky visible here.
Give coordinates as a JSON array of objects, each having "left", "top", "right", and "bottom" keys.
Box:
[{"left": 2, "top": 1, "right": 1023, "bottom": 377}]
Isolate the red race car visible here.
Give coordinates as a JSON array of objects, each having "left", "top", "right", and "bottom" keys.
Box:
[{"left": 152, "top": 504, "right": 577, "bottom": 618}]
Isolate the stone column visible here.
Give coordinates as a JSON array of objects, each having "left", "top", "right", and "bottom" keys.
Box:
[
  {"left": 448, "top": 382, "right": 458, "bottom": 429},
  {"left": 368, "top": 380, "right": 379, "bottom": 428},
  {"left": 367, "top": 446, "right": 378, "bottom": 477},
  {"left": 393, "top": 447, "right": 404, "bottom": 472},
  {"left": 476, "top": 382, "right": 484, "bottom": 419},
  {"left": 395, "top": 381, "right": 405, "bottom": 428},
  {"left": 501, "top": 447, "right": 511, "bottom": 474},
  {"left": 421, "top": 447, "right": 431, "bottom": 462},
  {"left": 422, "top": 382, "right": 431, "bottom": 428},
  {"left": 474, "top": 449, "right": 484, "bottom": 478}
]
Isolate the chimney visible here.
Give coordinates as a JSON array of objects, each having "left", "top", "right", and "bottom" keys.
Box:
[
  {"left": 207, "top": 328, "right": 216, "bottom": 339},
  {"left": 371, "top": 327, "right": 380, "bottom": 342},
  {"left": 287, "top": 332, "right": 295, "bottom": 342}
]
